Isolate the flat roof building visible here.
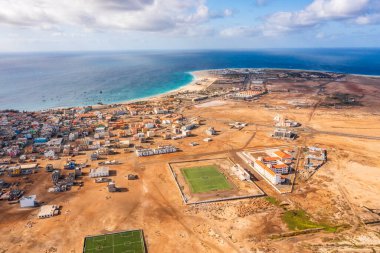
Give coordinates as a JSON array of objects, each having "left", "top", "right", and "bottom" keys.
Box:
[
  {"left": 38, "top": 205, "right": 60, "bottom": 219},
  {"left": 89, "top": 167, "right": 109, "bottom": 178},
  {"left": 253, "top": 160, "right": 282, "bottom": 185},
  {"left": 19, "top": 195, "right": 36, "bottom": 208}
]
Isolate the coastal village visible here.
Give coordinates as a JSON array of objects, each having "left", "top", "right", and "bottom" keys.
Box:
[{"left": 1, "top": 68, "right": 380, "bottom": 252}]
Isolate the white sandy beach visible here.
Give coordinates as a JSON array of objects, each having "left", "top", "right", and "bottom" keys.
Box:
[{"left": 119, "top": 70, "right": 215, "bottom": 104}]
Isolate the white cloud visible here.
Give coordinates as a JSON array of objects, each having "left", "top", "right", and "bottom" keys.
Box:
[
  {"left": 220, "top": 26, "right": 258, "bottom": 37},
  {"left": 255, "top": 0, "right": 271, "bottom": 6},
  {"left": 223, "top": 9, "right": 233, "bottom": 17},
  {"left": 316, "top": 32, "right": 325, "bottom": 39},
  {"left": 355, "top": 13, "right": 380, "bottom": 25},
  {"left": 218, "top": 0, "right": 380, "bottom": 39},
  {"left": 0, "top": 0, "right": 230, "bottom": 33},
  {"left": 262, "top": 0, "right": 378, "bottom": 35}
]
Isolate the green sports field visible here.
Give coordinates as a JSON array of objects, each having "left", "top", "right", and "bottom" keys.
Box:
[
  {"left": 83, "top": 230, "right": 146, "bottom": 253},
  {"left": 181, "top": 165, "right": 232, "bottom": 193}
]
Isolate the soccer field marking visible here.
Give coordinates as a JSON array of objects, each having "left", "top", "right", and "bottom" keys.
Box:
[
  {"left": 181, "top": 165, "right": 232, "bottom": 193},
  {"left": 84, "top": 230, "right": 145, "bottom": 253}
]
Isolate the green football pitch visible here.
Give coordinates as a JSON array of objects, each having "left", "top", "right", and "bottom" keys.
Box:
[
  {"left": 83, "top": 230, "right": 146, "bottom": 253},
  {"left": 181, "top": 165, "right": 232, "bottom": 193}
]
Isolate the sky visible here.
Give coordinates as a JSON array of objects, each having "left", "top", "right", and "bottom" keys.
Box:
[{"left": 0, "top": 0, "right": 379, "bottom": 52}]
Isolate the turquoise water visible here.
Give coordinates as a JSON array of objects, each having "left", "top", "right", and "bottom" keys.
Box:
[{"left": 0, "top": 49, "right": 380, "bottom": 111}]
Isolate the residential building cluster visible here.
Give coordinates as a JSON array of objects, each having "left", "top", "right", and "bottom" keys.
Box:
[{"left": 240, "top": 149, "right": 295, "bottom": 185}]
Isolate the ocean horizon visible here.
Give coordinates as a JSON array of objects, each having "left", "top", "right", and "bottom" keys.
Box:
[{"left": 1, "top": 48, "right": 380, "bottom": 111}]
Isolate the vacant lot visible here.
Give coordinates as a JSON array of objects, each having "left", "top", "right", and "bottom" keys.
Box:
[
  {"left": 181, "top": 165, "right": 232, "bottom": 193},
  {"left": 83, "top": 230, "right": 145, "bottom": 253}
]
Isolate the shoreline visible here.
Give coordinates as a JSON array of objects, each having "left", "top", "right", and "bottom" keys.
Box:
[
  {"left": 119, "top": 67, "right": 380, "bottom": 105},
  {"left": 118, "top": 70, "right": 215, "bottom": 105},
  {"left": 7, "top": 67, "right": 380, "bottom": 112}
]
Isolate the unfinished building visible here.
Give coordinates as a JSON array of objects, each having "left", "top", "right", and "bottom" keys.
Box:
[{"left": 272, "top": 128, "right": 297, "bottom": 140}]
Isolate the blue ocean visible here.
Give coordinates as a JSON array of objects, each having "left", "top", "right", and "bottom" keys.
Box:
[{"left": 0, "top": 48, "right": 380, "bottom": 111}]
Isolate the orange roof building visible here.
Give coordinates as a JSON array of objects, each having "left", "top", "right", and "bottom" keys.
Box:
[
  {"left": 263, "top": 156, "right": 279, "bottom": 162},
  {"left": 274, "top": 150, "right": 292, "bottom": 159},
  {"left": 255, "top": 160, "right": 275, "bottom": 176},
  {"left": 273, "top": 163, "right": 288, "bottom": 169},
  {"left": 253, "top": 159, "right": 283, "bottom": 185}
]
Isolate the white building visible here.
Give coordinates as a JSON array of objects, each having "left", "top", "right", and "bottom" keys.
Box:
[
  {"left": 272, "top": 150, "right": 293, "bottom": 164},
  {"left": 253, "top": 160, "right": 282, "bottom": 185},
  {"left": 44, "top": 150, "right": 55, "bottom": 159},
  {"left": 119, "top": 140, "right": 131, "bottom": 147},
  {"left": 68, "top": 132, "right": 78, "bottom": 141},
  {"left": 145, "top": 123, "right": 155, "bottom": 129},
  {"left": 272, "top": 128, "right": 297, "bottom": 140},
  {"left": 205, "top": 127, "right": 216, "bottom": 136},
  {"left": 172, "top": 135, "right": 184, "bottom": 140},
  {"left": 38, "top": 205, "right": 60, "bottom": 219},
  {"left": 136, "top": 132, "right": 145, "bottom": 138},
  {"left": 94, "top": 132, "right": 105, "bottom": 139},
  {"left": 233, "top": 91, "right": 263, "bottom": 99},
  {"left": 181, "top": 124, "right": 195, "bottom": 131},
  {"left": 274, "top": 114, "right": 299, "bottom": 128},
  {"left": 270, "top": 163, "right": 289, "bottom": 174},
  {"left": 135, "top": 148, "right": 154, "bottom": 157},
  {"left": 19, "top": 195, "right": 36, "bottom": 208},
  {"left": 231, "top": 164, "right": 250, "bottom": 181},
  {"left": 154, "top": 146, "right": 177, "bottom": 155},
  {"left": 135, "top": 145, "right": 177, "bottom": 157},
  {"left": 147, "top": 131, "right": 155, "bottom": 138},
  {"left": 153, "top": 108, "right": 169, "bottom": 114},
  {"left": 89, "top": 167, "right": 109, "bottom": 178},
  {"left": 95, "top": 127, "right": 106, "bottom": 133},
  {"left": 182, "top": 130, "right": 191, "bottom": 137}
]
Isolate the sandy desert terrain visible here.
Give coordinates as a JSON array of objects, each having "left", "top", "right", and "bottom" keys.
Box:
[{"left": 1, "top": 70, "right": 380, "bottom": 253}]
